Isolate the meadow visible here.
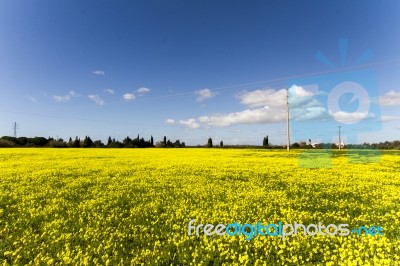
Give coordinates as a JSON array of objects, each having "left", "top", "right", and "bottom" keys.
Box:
[{"left": 0, "top": 148, "right": 399, "bottom": 265}]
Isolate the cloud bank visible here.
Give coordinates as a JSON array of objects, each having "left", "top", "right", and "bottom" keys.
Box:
[{"left": 170, "top": 85, "right": 325, "bottom": 128}]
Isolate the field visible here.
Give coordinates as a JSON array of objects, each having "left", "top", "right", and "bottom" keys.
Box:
[{"left": 0, "top": 148, "right": 399, "bottom": 265}]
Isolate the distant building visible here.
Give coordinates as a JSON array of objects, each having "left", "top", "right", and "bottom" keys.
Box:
[{"left": 311, "top": 142, "right": 320, "bottom": 148}]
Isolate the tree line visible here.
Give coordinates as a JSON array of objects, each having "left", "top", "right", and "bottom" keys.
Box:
[
  {"left": 0, "top": 135, "right": 185, "bottom": 148},
  {"left": 0, "top": 135, "right": 399, "bottom": 149}
]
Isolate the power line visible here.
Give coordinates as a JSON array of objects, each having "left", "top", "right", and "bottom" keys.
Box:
[
  {"left": 133, "top": 57, "right": 400, "bottom": 103},
  {"left": 2, "top": 58, "right": 400, "bottom": 139},
  {"left": 94, "top": 57, "right": 400, "bottom": 105},
  {"left": 0, "top": 109, "right": 173, "bottom": 128}
]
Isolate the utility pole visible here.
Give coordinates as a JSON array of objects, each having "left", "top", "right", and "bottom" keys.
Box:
[
  {"left": 286, "top": 88, "right": 290, "bottom": 151},
  {"left": 338, "top": 126, "right": 341, "bottom": 151},
  {"left": 12, "top": 122, "right": 19, "bottom": 138}
]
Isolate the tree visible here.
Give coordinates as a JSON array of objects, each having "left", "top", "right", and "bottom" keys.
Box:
[
  {"left": 107, "top": 136, "right": 112, "bottom": 146},
  {"left": 174, "top": 140, "right": 181, "bottom": 148},
  {"left": 139, "top": 137, "right": 145, "bottom": 147},
  {"left": 30, "top": 137, "right": 48, "bottom": 146},
  {"left": 291, "top": 142, "right": 300, "bottom": 148},
  {"left": 108, "top": 139, "right": 123, "bottom": 148},
  {"left": 220, "top": 140, "right": 223, "bottom": 147},
  {"left": 17, "top": 137, "right": 28, "bottom": 146},
  {"left": 94, "top": 140, "right": 104, "bottom": 147},
  {"left": 82, "top": 136, "right": 94, "bottom": 148},
  {"left": 67, "top": 137, "right": 73, "bottom": 148},
  {"left": 87, "top": 136, "right": 94, "bottom": 147},
  {"left": 163, "top": 136, "right": 167, "bottom": 147},
  {"left": 0, "top": 139, "right": 15, "bottom": 147},
  {"left": 263, "top": 135, "right": 269, "bottom": 146},
  {"left": 73, "top": 137, "right": 80, "bottom": 148},
  {"left": 123, "top": 136, "right": 132, "bottom": 146},
  {"left": 207, "top": 138, "right": 213, "bottom": 148},
  {"left": 48, "top": 140, "right": 67, "bottom": 148},
  {"left": 1, "top": 136, "right": 17, "bottom": 143},
  {"left": 150, "top": 136, "right": 154, "bottom": 147}
]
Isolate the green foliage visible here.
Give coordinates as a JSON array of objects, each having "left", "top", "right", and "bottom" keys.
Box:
[
  {"left": 207, "top": 138, "right": 213, "bottom": 148},
  {"left": 48, "top": 140, "right": 67, "bottom": 148},
  {"left": 263, "top": 135, "right": 269, "bottom": 146},
  {"left": 0, "top": 135, "right": 399, "bottom": 150},
  {"left": 81, "top": 136, "right": 94, "bottom": 148},
  {"left": 0, "top": 139, "right": 16, "bottom": 147}
]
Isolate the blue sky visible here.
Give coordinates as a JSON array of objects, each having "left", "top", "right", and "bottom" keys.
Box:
[{"left": 1, "top": 0, "right": 399, "bottom": 145}]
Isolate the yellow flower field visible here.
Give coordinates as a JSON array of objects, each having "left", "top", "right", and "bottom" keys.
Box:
[{"left": 0, "top": 148, "right": 399, "bottom": 265}]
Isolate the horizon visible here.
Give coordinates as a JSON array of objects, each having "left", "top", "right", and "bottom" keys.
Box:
[
  {"left": 2, "top": 133, "right": 399, "bottom": 147},
  {"left": 1, "top": 1, "right": 400, "bottom": 145}
]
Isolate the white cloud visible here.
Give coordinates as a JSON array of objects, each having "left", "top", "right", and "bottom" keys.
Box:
[
  {"left": 137, "top": 87, "right": 151, "bottom": 95},
  {"left": 328, "top": 111, "right": 371, "bottom": 124},
  {"left": 92, "top": 70, "right": 105, "bottom": 76},
  {"left": 179, "top": 119, "right": 200, "bottom": 129},
  {"left": 195, "top": 88, "right": 216, "bottom": 102},
  {"left": 53, "top": 91, "right": 77, "bottom": 102},
  {"left": 88, "top": 94, "right": 105, "bottom": 106},
  {"left": 123, "top": 93, "right": 136, "bottom": 101},
  {"left": 235, "top": 85, "right": 324, "bottom": 122},
  {"left": 199, "top": 106, "right": 286, "bottom": 127},
  {"left": 105, "top": 89, "right": 114, "bottom": 94},
  {"left": 290, "top": 84, "right": 314, "bottom": 97},
  {"left": 166, "top": 119, "right": 176, "bottom": 124},
  {"left": 237, "top": 88, "right": 286, "bottom": 108},
  {"left": 25, "top": 95, "right": 36, "bottom": 102},
  {"left": 379, "top": 90, "right": 400, "bottom": 106},
  {"left": 381, "top": 115, "right": 400, "bottom": 122},
  {"left": 170, "top": 86, "right": 326, "bottom": 128},
  {"left": 238, "top": 85, "right": 316, "bottom": 109}
]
